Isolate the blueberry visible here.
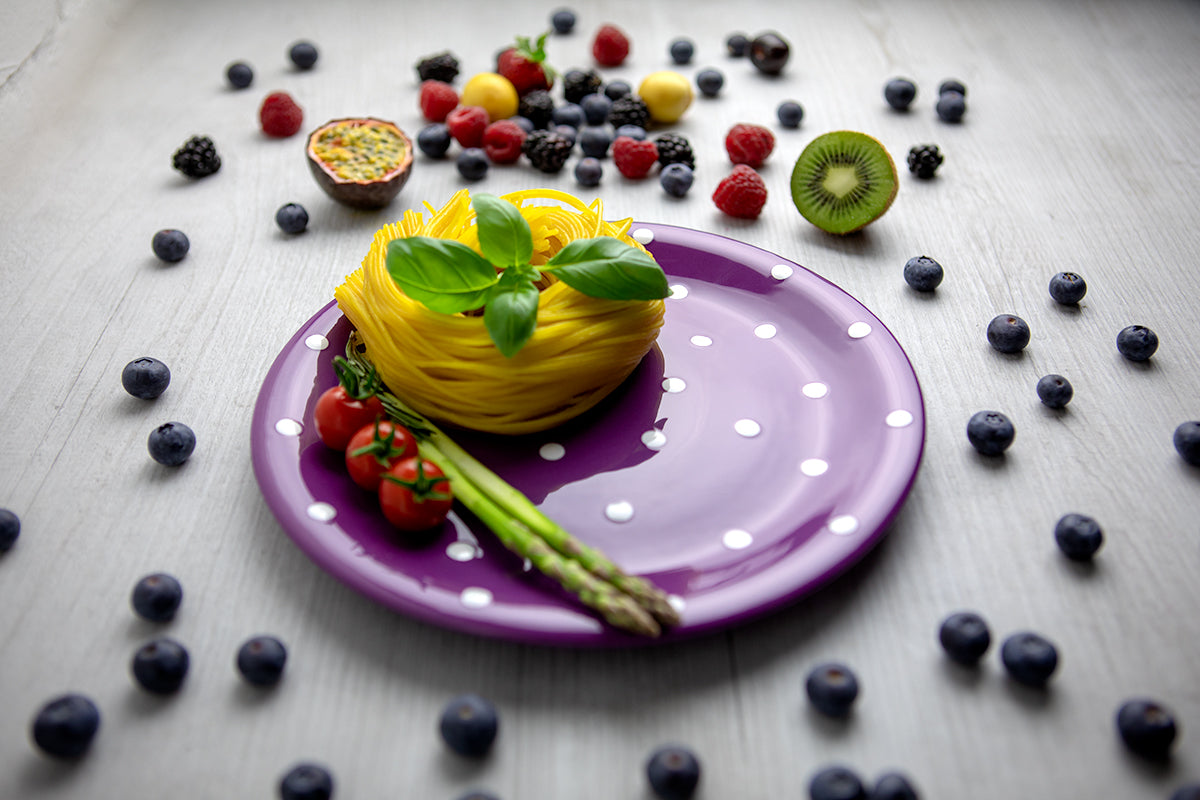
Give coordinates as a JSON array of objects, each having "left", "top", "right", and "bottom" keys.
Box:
[
  {"left": 288, "top": 41, "right": 319, "bottom": 70},
  {"left": 1116, "top": 698, "right": 1178, "bottom": 760},
  {"left": 152, "top": 229, "right": 189, "bottom": 262},
  {"left": 669, "top": 38, "right": 695, "bottom": 65},
  {"left": 726, "top": 33, "right": 750, "bottom": 57},
  {"left": 131, "top": 637, "right": 190, "bottom": 694},
  {"left": 0, "top": 508, "right": 20, "bottom": 552},
  {"left": 574, "top": 157, "right": 603, "bottom": 187},
  {"left": 1036, "top": 374, "right": 1073, "bottom": 408},
  {"left": 439, "top": 693, "right": 499, "bottom": 757},
  {"left": 660, "top": 163, "right": 694, "bottom": 197},
  {"left": 552, "top": 103, "right": 585, "bottom": 128},
  {"left": 131, "top": 572, "right": 184, "bottom": 622},
  {"left": 148, "top": 422, "right": 196, "bottom": 466},
  {"left": 279, "top": 762, "right": 334, "bottom": 800},
  {"left": 646, "top": 744, "right": 701, "bottom": 800},
  {"left": 31, "top": 693, "right": 101, "bottom": 758},
  {"left": 1053, "top": 513, "right": 1103, "bottom": 560},
  {"left": 1000, "top": 631, "right": 1059, "bottom": 687},
  {"left": 696, "top": 69, "right": 725, "bottom": 98},
  {"left": 1174, "top": 421, "right": 1200, "bottom": 466},
  {"left": 1116, "top": 325, "right": 1158, "bottom": 361},
  {"left": 903, "top": 255, "right": 943, "bottom": 291},
  {"left": 550, "top": 8, "right": 576, "bottom": 34},
  {"left": 777, "top": 100, "right": 804, "bottom": 128},
  {"left": 938, "top": 611, "right": 991, "bottom": 666},
  {"left": 417, "top": 123, "right": 452, "bottom": 158},
  {"left": 275, "top": 203, "right": 309, "bottom": 234},
  {"left": 805, "top": 662, "right": 859, "bottom": 717},
  {"left": 236, "top": 635, "right": 288, "bottom": 686},
  {"left": 939, "top": 79, "right": 967, "bottom": 97},
  {"left": 871, "top": 772, "right": 920, "bottom": 800},
  {"left": 809, "top": 765, "right": 867, "bottom": 800},
  {"left": 510, "top": 116, "right": 535, "bottom": 134},
  {"left": 967, "top": 410, "right": 1015, "bottom": 456},
  {"left": 884, "top": 78, "right": 917, "bottom": 110},
  {"left": 121, "top": 356, "right": 171, "bottom": 400},
  {"left": 936, "top": 91, "right": 966, "bottom": 123},
  {"left": 579, "top": 126, "right": 613, "bottom": 158},
  {"left": 986, "top": 314, "right": 1031, "bottom": 353},
  {"left": 1170, "top": 784, "right": 1200, "bottom": 800},
  {"left": 1048, "top": 271, "right": 1087, "bottom": 304},
  {"left": 615, "top": 124, "right": 647, "bottom": 141},
  {"left": 553, "top": 124, "right": 578, "bottom": 147},
  {"left": 604, "top": 80, "right": 632, "bottom": 100},
  {"left": 456, "top": 148, "right": 489, "bottom": 181},
  {"left": 580, "top": 93, "right": 612, "bottom": 125},
  {"left": 225, "top": 61, "right": 253, "bottom": 89}
]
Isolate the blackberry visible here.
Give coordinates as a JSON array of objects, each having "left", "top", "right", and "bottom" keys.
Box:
[
  {"left": 518, "top": 89, "right": 556, "bottom": 129},
  {"left": 608, "top": 95, "right": 650, "bottom": 129},
  {"left": 522, "top": 130, "right": 573, "bottom": 173},
  {"left": 562, "top": 69, "right": 603, "bottom": 104},
  {"left": 907, "top": 144, "right": 944, "bottom": 178},
  {"left": 655, "top": 133, "right": 695, "bottom": 169},
  {"left": 415, "top": 52, "right": 460, "bottom": 83},
  {"left": 171, "top": 135, "right": 221, "bottom": 179}
]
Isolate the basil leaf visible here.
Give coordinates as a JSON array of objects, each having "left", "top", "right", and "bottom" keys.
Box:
[
  {"left": 545, "top": 237, "right": 670, "bottom": 300},
  {"left": 386, "top": 236, "right": 498, "bottom": 314},
  {"left": 484, "top": 269, "right": 540, "bottom": 357},
  {"left": 472, "top": 193, "right": 533, "bottom": 269}
]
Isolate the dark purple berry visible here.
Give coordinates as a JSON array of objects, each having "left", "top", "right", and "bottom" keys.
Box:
[
  {"left": 967, "top": 410, "right": 1015, "bottom": 456},
  {"left": 1048, "top": 271, "right": 1087, "bottom": 304},
  {"left": 131, "top": 638, "right": 190, "bottom": 694},
  {"left": 1116, "top": 699, "right": 1178, "bottom": 760},
  {"left": 122, "top": 357, "right": 171, "bottom": 399},
  {"left": 288, "top": 41, "right": 319, "bottom": 70},
  {"left": 279, "top": 763, "right": 334, "bottom": 800},
  {"left": 884, "top": 78, "right": 917, "bottom": 110},
  {"left": 439, "top": 693, "right": 499, "bottom": 757},
  {"left": 1117, "top": 325, "right": 1158, "bottom": 361},
  {"left": 1174, "top": 421, "right": 1200, "bottom": 466},
  {"left": 987, "top": 314, "right": 1031, "bottom": 353},
  {"left": 805, "top": 662, "right": 859, "bottom": 717},
  {"left": 1000, "top": 631, "right": 1058, "bottom": 687},
  {"left": 646, "top": 744, "right": 701, "bottom": 800},
  {"left": 1036, "top": 374, "right": 1073, "bottom": 408},
  {"left": 31, "top": 694, "right": 100, "bottom": 758},
  {"left": 237, "top": 635, "right": 288, "bottom": 686},
  {"left": 131, "top": 572, "right": 183, "bottom": 621},
  {"left": 939, "top": 611, "right": 991, "bottom": 665},
  {"left": 1054, "top": 513, "right": 1103, "bottom": 560}
]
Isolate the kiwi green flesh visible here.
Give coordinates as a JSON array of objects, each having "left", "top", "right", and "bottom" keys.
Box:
[{"left": 790, "top": 131, "right": 898, "bottom": 235}]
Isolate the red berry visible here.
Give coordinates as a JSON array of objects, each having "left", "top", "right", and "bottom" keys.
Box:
[
  {"left": 445, "top": 106, "right": 489, "bottom": 148},
  {"left": 712, "top": 165, "right": 768, "bottom": 219},
  {"left": 612, "top": 136, "right": 659, "bottom": 179},
  {"left": 419, "top": 80, "right": 459, "bottom": 122},
  {"left": 725, "top": 123, "right": 775, "bottom": 168},
  {"left": 259, "top": 91, "right": 303, "bottom": 138},
  {"left": 592, "top": 24, "right": 630, "bottom": 67},
  {"left": 497, "top": 48, "right": 552, "bottom": 96},
  {"left": 482, "top": 120, "right": 527, "bottom": 164}
]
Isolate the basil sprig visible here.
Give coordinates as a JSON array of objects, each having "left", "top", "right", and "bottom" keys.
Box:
[{"left": 385, "top": 194, "right": 668, "bottom": 357}]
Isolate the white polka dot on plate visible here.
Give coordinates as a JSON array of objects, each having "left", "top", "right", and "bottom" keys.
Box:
[
  {"left": 754, "top": 323, "right": 777, "bottom": 339},
  {"left": 800, "top": 458, "right": 829, "bottom": 477},
  {"left": 539, "top": 442, "right": 566, "bottom": 461},
  {"left": 734, "top": 419, "right": 761, "bottom": 438},
  {"left": 632, "top": 228, "right": 654, "bottom": 244},
  {"left": 771, "top": 264, "right": 794, "bottom": 280},
  {"left": 605, "top": 501, "right": 635, "bottom": 523},
  {"left": 669, "top": 284, "right": 689, "bottom": 299},
  {"left": 460, "top": 587, "right": 493, "bottom": 608},
  {"left": 802, "top": 382, "right": 829, "bottom": 399},
  {"left": 305, "top": 334, "right": 329, "bottom": 351},
  {"left": 307, "top": 502, "right": 336, "bottom": 522},
  {"left": 662, "top": 377, "right": 687, "bottom": 393},
  {"left": 690, "top": 334, "right": 713, "bottom": 347},
  {"left": 886, "top": 409, "right": 915, "bottom": 428},
  {"left": 445, "top": 541, "right": 480, "bottom": 562},
  {"left": 828, "top": 515, "right": 859, "bottom": 535},
  {"left": 641, "top": 429, "right": 667, "bottom": 450},
  {"left": 848, "top": 321, "right": 872, "bottom": 339},
  {"left": 722, "top": 529, "right": 753, "bottom": 550},
  {"left": 275, "top": 418, "right": 303, "bottom": 436}
]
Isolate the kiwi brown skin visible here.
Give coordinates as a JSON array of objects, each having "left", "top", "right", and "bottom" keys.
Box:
[{"left": 790, "top": 131, "right": 898, "bottom": 235}]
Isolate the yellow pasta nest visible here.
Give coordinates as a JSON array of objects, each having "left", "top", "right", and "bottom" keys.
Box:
[{"left": 335, "top": 188, "right": 666, "bottom": 435}]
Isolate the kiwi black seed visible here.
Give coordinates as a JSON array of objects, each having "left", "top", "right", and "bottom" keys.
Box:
[{"left": 789, "top": 131, "right": 899, "bottom": 235}]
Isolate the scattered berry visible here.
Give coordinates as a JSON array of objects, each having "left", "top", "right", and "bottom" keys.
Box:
[
  {"left": 579, "top": 125, "right": 613, "bottom": 158},
  {"left": 936, "top": 91, "right": 967, "bottom": 123},
  {"left": 522, "top": 129, "right": 573, "bottom": 173},
  {"left": 725, "top": 123, "right": 775, "bottom": 167},
  {"left": 30, "top": 694, "right": 100, "bottom": 758},
  {"left": 151, "top": 229, "right": 190, "bottom": 262},
  {"left": 1054, "top": 513, "right": 1103, "bottom": 561},
  {"left": 1048, "top": 271, "right": 1087, "bottom": 304},
  {"left": 1000, "top": 631, "right": 1059, "bottom": 687},
  {"left": 604, "top": 80, "right": 632, "bottom": 100},
  {"left": 1036, "top": 374, "right": 1073, "bottom": 408},
  {"left": 612, "top": 136, "right": 659, "bottom": 179},
  {"left": 884, "top": 78, "right": 917, "bottom": 110},
  {"left": 655, "top": 132, "right": 695, "bottom": 169},
  {"left": 575, "top": 157, "right": 603, "bottom": 186},
  {"left": 809, "top": 765, "right": 867, "bottom": 800},
  {"left": 446, "top": 106, "right": 489, "bottom": 148},
  {"left": 225, "top": 61, "right": 253, "bottom": 89},
  {"left": 497, "top": 45, "right": 552, "bottom": 96},
  {"left": 553, "top": 103, "right": 585, "bottom": 128},
  {"left": 1116, "top": 699, "right": 1178, "bottom": 760},
  {"left": 593, "top": 24, "right": 631, "bottom": 67},
  {"left": 131, "top": 572, "right": 183, "bottom": 622},
  {"left": 805, "top": 662, "right": 859, "bottom": 717},
  {"left": 615, "top": 124, "right": 647, "bottom": 140},
  {"left": 939, "top": 79, "right": 967, "bottom": 97},
  {"left": 712, "top": 164, "right": 768, "bottom": 219},
  {"left": 580, "top": 93, "right": 612, "bottom": 125},
  {"left": 1174, "top": 421, "right": 1200, "bottom": 466},
  {"left": 259, "top": 92, "right": 304, "bottom": 138},
  {"left": 1116, "top": 325, "right": 1158, "bottom": 361},
  {"left": 554, "top": 123, "right": 578, "bottom": 144},
  {"left": 482, "top": 120, "right": 527, "bottom": 164},
  {"left": 0, "top": 508, "right": 19, "bottom": 552},
  {"left": 907, "top": 144, "right": 944, "bottom": 178},
  {"left": 551, "top": 8, "right": 576, "bottom": 34},
  {"left": 131, "top": 637, "right": 190, "bottom": 694},
  {"left": 726, "top": 33, "right": 750, "bottom": 57},
  {"left": 237, "top": 635, "right": 288, "bottom": 686},
  {"left": 562, "top": 69, "right": 603, "bottom": 104},
  {"left": 418, "top": 80, "right": 459, "bottom": 122},
  {"left": 939, "top": 611, "right": 992, "bottom": 665},
  {"left": 517, "top": 89, "right": 556, "bottom": 128},
  {"left": 439, "top": 693, "right": 499, "bottom": 757},
  {"left": 288, "top": 41, "right": 318, "bottom": 70},
  {"left": 279, "top": 763, "right": 334, "bottom": 800},
  {"left": 987, "top": 314, "right": 1031, "bottom": 353},
  {"left": 275, "top": 203, "right": 309, "bottom": 234},
  {"left": 416, "top": 52, "right": 460, "bottom": 83},
  {"left": 903, "top": 255, "right": 943, "bottom": 291},
  {"left": 871, "top": 772, "right": 920, "bottom": 800},
  {"left": 608, "top": 95, "right": 651, "bottom": 129},
  {"left": 669, "top": 38, "right": 695, "bottom": 65},
  {"left": 660, "top": 163, "right": 694, "bottom": 197},
  {"left": 456, "top": 148, "right": 489, "bottom": 180},
  {"left": 417, "top": 123, "right": 452, "bottom": 158},
  {"left": 749, "top": 31, "right": 791, "bottom": 75},
  {"left": 967, "top": 410, "right": 1015, "bottom": 456},
  {"left": 172, "top": 135, "right": 221, "bottom": 178},
  {"left": 148, "top": 422, "right": 196, "bottom": 466},
  {"left": 777, "top": 100, "right": 804, "bottom": 127},
  {"left": 696, "top": 69, "right": 725, "bottom": 98},
  {"left": 646, "top": 744, "right": 701, "bottom": 800}
]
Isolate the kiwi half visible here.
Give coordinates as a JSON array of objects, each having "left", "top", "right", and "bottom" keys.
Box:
[{"left": 790, "top": 131, "right": 898, "bottom": 234}]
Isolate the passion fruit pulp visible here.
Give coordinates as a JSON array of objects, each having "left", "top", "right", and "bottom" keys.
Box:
[{"left": 305, "top": 118, "right": 413, "bottom": 209}]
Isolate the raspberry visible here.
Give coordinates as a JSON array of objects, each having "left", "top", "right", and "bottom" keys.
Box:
[
  {"left": 712, "top": 165, "right": 768, "bottom": 219},
  {"left": 724, "top": 123, "right": 775, "bottom": 168},
  {"left": 482, "top": 120, "right": 527, "bottom": 164},
  {"left": 259, "top": 92, "right": 303, "bottom": 138},
  {"left": 612, "top": 136, "right": 659, "bottom": 179},
  {"left": 419, "top": 80, "right": 459, "bottom": 122},
  {"left": 445, "top": 106, "right": 489, "bottom": 148},
  {"left": 592, "top": 24, "right": 630, "bottom": 67}
]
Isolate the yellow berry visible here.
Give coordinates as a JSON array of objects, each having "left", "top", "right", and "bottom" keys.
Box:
[
  {"left": 460, "top": 73, "right": 519, "bottom": 123},
  {"left": 637, "top": 71, "right": 694, "bottom": 124}
]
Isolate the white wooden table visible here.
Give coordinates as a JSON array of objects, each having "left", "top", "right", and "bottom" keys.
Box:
[{"left": 2, "top": 1, "right": 1198, "bottom": 798}]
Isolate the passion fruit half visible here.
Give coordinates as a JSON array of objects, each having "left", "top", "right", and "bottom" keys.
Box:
[{"left": 305, "top": 118, "right": 413, "bottom": 209}]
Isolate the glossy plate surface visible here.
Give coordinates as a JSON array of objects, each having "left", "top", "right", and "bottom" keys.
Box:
[{"left": 250, "top": 223, "right": 925, "bottom": 646}]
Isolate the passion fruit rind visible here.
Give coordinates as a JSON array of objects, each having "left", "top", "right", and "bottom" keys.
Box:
[{"left": 306, "top": 118, "right": 414, "bottom": 209}]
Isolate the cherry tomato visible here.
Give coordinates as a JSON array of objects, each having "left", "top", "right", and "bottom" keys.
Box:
[
  {"left": 344, "top": 420, "right": 417, "bottom": 491},
  {"left": 313, "top": 386, "right": 386, "bottom": 450},
  {"left": 378, "top": 457, "right": 453, "bottom": 532}
]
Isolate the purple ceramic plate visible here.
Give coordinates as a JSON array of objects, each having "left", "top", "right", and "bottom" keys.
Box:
[{"left": 251, "top": 223, "right": 924, "bottom": 646}]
